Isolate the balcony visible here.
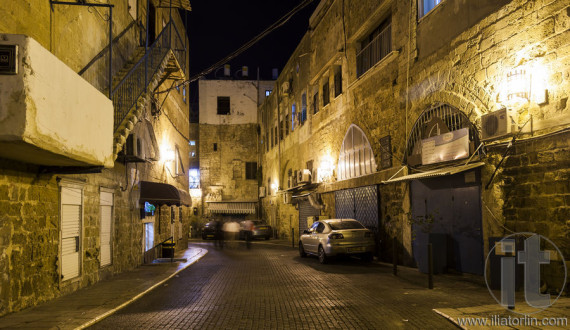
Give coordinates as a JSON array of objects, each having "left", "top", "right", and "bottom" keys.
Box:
[{"left": 0, "top": 34, "right": 114, "bottom": 168}]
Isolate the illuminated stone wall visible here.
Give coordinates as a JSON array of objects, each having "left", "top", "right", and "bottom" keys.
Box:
[
  {"left": 259, "top": 0, "right": 570, "bottom": 270},
  {"left": 198, "top": 79, "right": 272, "bottom": 220},
  {"left": 0, "top": 0, "right": 191, "bottom": 315}
]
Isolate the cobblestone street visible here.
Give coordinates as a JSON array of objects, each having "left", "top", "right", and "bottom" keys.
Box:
[{"left": 90, "top": 242, "right": 495, "bottom": 329}]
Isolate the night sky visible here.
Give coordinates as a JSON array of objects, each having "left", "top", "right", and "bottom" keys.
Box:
[{"left": 186, "top": 0, "right": 318, "bottom": 83}]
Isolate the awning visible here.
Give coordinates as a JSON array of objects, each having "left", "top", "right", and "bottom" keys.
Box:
[
  {"left": 206, "top": 201, "right": 257, "bottom": 214},
  {"left": 381, "top": 162, "right": 485, "bottom": 184},
  {"left": 157, "top": 0, "right": 191, "bottom": 11},
  {"left": 140, "top": 181, "right": 191, "bottom": 206}
]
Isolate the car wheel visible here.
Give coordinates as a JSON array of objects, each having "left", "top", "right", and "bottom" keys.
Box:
[
  {"left": 318, "top": 245, "right": 328, "bottom": 264},
  {"left": 361, "top": 252, "right": 373, "bottom": 262},
  {"left": 299, "top": 242, "right": 307, "bottom": 258},
  {"left": 265, "top": 235, "right": 270, "bottom": 240}
]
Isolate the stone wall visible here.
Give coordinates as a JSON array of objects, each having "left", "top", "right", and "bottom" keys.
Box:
[
  {"left": 0, "top": 0, "right": 191, "bottom": 315},
  {"left": 258, "top": 0, "right": 570, "bottom": 274}
]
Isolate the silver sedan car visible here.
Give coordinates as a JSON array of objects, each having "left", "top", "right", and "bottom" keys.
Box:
[{"left": 298, "top": 219, "right": 375, "bottom": 264}]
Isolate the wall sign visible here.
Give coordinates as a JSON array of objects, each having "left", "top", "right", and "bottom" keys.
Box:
[
  {"left": 0, "top": 45, "right": 17, "bottom": 75},
  {"left": 421, "top": 127, "right": 469, "bottom": 165}
]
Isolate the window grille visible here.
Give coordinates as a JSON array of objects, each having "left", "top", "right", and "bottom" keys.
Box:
[
  {"left": 405, "top": 103, "right": 481, "bottom": 164},
  {"left": 357, "top": 18, "right": 391, "bottom": 78}
]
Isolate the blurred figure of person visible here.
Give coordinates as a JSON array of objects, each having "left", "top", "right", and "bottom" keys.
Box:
[
  {"left": 223, "top": 220, "right": 240, "bottom": 248},
  {"left": 214, "top": 219, "right": 224, "bottom": 249},
  {"left": 243, "top": 219, "right": 253, "bottom": 249}
]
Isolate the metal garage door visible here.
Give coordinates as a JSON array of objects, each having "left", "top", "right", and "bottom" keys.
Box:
[
  {"left": 334, "top": 185, "right": 379, "bottom": 230},
  {"left": 411, "top": 171, "right": 483, "bottom": 275},
  {"left": 298, "top": 199, "right": 320, "bottom": 234}
]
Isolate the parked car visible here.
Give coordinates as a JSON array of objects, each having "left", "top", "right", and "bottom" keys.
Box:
[
  {"left": 201, "top": 221, "right": 217, "bottom": 240},
  {"left": 298, "top": 219, "right": 374, "bottom": 264},
  {"left": 239, "top": 220, "right": 272, "bottom": 240}
]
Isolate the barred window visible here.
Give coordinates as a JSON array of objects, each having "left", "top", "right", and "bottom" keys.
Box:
[{"left": 356, "top": 17, "right": 392, "bottom": 78}]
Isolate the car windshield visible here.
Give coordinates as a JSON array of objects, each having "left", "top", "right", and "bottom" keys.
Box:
[{"left": 328, "top": 220, "right": 365, "bottom": 230}]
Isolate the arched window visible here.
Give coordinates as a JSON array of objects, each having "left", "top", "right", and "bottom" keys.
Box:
[
  {"left": 405, "top": 103, "right": 481, "bottom": 166},
  {"left": 337, "top": 125, "right": 377, "bottom": 180}
]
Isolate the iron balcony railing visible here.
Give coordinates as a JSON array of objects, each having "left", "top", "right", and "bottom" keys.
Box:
[
  {"left": 356, "top": 24, "right": 392, "bottom": 78},
  {"left": 111, "top": 19, "right": 186, "bottom": 132}
]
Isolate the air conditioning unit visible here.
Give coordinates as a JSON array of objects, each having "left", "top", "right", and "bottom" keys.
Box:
[
  {"left": 297, "top": 169, "right": 311, "bottom": 184},
  {"left": 259, "top": 186, "right": 266, "bottom": 198},
  {"left": 282, "top": 192, "right": 292, "bottom": 204},
  {"left": 121, "top": 133, "right": 145, "bottom": 161},
  {"left": 481, "top": 108, "right": 517, "bottom": 140}
]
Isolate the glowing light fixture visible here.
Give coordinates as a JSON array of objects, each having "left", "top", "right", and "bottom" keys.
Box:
[
  {"left": 270, "top": 181, "right": 278, "bottom": 195},
  {"left": 506, "top": 69, "right": 529, "bottom": 102},
  {"left": 163, "top": 148, "right": 175, "bottom": 162},
  {"left": 318, "top": 155, "right": 335, "bottom": 183},
  {"left": 501, "top": 65, "right": 548, "bottom": 106}
]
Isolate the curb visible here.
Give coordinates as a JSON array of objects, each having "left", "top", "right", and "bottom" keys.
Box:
[{"left": 76, "top": 248, "right": 208, "bottom": 329}]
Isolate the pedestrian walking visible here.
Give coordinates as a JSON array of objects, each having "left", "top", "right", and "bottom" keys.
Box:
[
  {"left": 243, "top": 219, "right": 253, "bottom": 249},
  {"left": 214, "top": 219, "right": 224, "bottom": 249}
]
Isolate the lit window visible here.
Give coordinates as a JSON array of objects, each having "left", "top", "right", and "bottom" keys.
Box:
[
  {"left": 183, "top": 87, "right": 187, "bottom": 103},
  {"left": 189, "top": 140, "right": 196, "bottom": 146},
  {"left": 265, "top": 90, "right": 272, "bottom": 96},
  {"left": 189, "top": 169, "right": 200, "bottom": 188},
  {"left": 291, "top": 103, "right": 296, "bottom": 131},
  {"left": 301, "top": 93, "right": 307, "bottom": 124},
  {"left": 337, "top": 124, "right": 377, "bottom": 180},
  {"left": 419, "top": 0, "right": 443, "bottom": 18}
]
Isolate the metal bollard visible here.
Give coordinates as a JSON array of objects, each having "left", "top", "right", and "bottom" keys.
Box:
[
  {"left": 428, "top": 243, "right": 434, "bottom": 289},
  {"left": 291, "top": 228, "right": 295, "bottom": 248},
  {"left": 392, "top": 239, "right": 398, "bottom": 276}
]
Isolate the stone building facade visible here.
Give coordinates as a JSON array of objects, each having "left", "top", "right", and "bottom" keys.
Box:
[
  {"left": 0, "top": 0, "right": 191, "bottom": 315},
  {"left": 197, "top": 78, "right": 273, "bottom": 224},
  {"left": 259, "top": 0, "right": 569, "bottom": 290}
]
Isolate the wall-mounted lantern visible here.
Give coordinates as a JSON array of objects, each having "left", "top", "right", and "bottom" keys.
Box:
[
  {"left": 501, "top": 65, "right": 548, "bottom": 106},
  {"left": 318, "top": 155, "right": 335, "bottom": 183}
]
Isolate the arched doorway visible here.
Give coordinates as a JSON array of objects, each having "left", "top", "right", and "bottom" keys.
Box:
[{"left": 406, "top": 104, "right": 484, "bottom": 275}]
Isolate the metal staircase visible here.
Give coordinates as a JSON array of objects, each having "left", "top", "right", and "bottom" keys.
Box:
[{"left": 110, "top": 20, "right": 186, "bottom": 158}]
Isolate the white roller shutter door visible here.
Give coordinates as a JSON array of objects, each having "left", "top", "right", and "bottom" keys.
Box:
[
  {"left": 100, "top": 191, "right": 113, "bottom": 267},
  {"left": 61, "top": 187, "right": 82, "bottom": 280}
]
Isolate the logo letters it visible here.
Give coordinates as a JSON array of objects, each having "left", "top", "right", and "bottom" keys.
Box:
[{"left": 518, "top": 235, "right": 551, "bottom": 308}]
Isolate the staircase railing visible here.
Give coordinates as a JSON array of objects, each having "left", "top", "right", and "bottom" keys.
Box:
[
  {"left": 143, "top": 236, "right": 175, "bottom": 264},
  {"left": 111, "top": 19, "right": 186, "bottom": 132}
]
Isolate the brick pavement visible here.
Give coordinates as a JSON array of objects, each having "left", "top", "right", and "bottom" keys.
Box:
[
  {"left": 1, "top": 239, "right": 566, "bottom": 329},
  {"left": 0, "top": 247, "right": 207, "bottom": 329},
  {"left": 90, "top": 241, "right": 502, "bottom": 329}
]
